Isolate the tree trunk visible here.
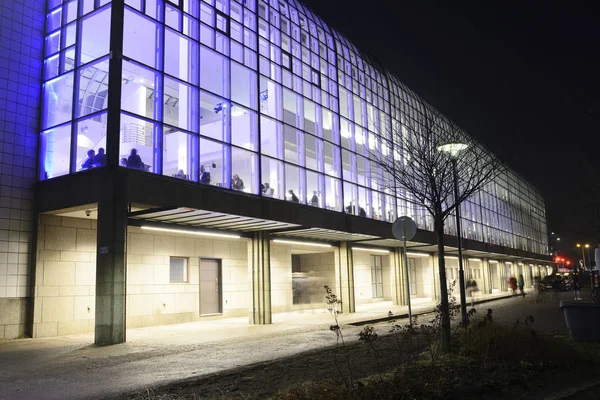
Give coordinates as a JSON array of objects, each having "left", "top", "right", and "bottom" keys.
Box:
[{"left": 435, "top": 215, "right": 451, "bottom": 351}]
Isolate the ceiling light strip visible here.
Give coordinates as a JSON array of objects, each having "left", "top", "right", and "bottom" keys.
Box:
[
  {"left": 272, "top": 239, "right": 332, "bottom": 248},
  {"left": 352, "top": 247, "right": 390, "bottom": 254},
  {"left": 141, "top": 226, "right": 241, "bottom": 239},
  {"left": 406, "top": 252, "right": 430, "bottom": 257}
]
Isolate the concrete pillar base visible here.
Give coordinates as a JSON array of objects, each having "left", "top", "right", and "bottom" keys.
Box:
[
  {"left": 335, "top": 242, "right": 355, "bottom": 313},
  {"left": 250, "top": 231, "right": 271, "bottom": 325},
  {"left": 94, "top": 184, "right": 128, "bottom": 345}
]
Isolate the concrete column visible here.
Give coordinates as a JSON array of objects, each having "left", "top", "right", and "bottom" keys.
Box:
[
  {"left": 94, "top": 187, "right": 128, "bottom": 345},
  {"left": 335, "top": 242, "right": 355, "bottom": 313},
  {"left": 250, "top": 231, "right": 271, "bottom": 324},
  {"left": 432, "top": 254, "right": 441, "bottom": 302},
  {"left": 481, "top": 258, "right": 491, "bottom": 294},
  {"left": 390, "top": 248, "right": 404, "bottom": 306}
]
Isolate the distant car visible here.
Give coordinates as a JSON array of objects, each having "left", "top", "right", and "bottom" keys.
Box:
[{"left": 541, "top": 274, "right": 571, "bottom": 292}]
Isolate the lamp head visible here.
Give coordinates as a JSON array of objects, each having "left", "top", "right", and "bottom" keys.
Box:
[
  {"left": 577, "top": 243, "right": 581, "bottom": 248},
  {"left": 585, "top": 244, "right": 590, "bottom": 248},
  {"left": 437, "top": 143, "right": 468, "bottom": 157}
]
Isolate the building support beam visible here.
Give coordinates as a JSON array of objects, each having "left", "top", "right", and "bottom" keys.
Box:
[
  {"left": 481, "top": 258, "right": 491, "bottom": 294},
  {"left": 391, "top": 248, "right": 405, "bottom": 306},
  {"left": 250, "top": 231, "right": 271, "bottom": 324},
  {"left": 335, "top": 242, "right": 355, "bottom": 313},
  {"left": 94, "top": 179, "right": 128, "bottom": 345}
]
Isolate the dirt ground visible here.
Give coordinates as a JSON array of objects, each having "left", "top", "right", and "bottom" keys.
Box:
[{"left": 112, "top": 292, "right": 597, "bottom": 400}]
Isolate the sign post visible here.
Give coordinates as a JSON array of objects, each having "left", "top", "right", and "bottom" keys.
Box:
[{"left": 392, "top": 216, "right": 418, "bottom": 326}]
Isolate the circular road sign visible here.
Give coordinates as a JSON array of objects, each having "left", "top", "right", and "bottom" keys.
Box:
[{"left": 392, "top": 216, "right": 417, "bottom": 241}]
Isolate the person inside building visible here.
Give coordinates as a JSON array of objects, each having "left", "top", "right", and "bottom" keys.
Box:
[
  {"left": 310, "top": 191, "right": 319, "bottom": 206},
  {"left": 288, "top": 190, "right": 299, "bottom": 203},
  {"left": 82, "top": 149, "right": 95, "bottom": 170},
  {"left": 175, "top": 169, "right": 186, "bottom": 179},
  {"left": 127, "top": 148, "right": 144, "bottom": 170},
  {"left": 199, "top": 165, "right": 211, "bottom": 184},
  {"left": 93, "top": 148, "right": 106, "bottom": 167},
  {"left": 263, "top": 182, "right": 274, "bottom": 197},
  {"left": 120, "top": 158, "right": 128, "bottom": 167},
  {"left": 232, "top": 174, "right": 245, "bottom": 191}
]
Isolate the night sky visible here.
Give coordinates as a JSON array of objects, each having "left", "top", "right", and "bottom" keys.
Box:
[{"left": 300, "top": 0, "right": 600, "bottom": 253}]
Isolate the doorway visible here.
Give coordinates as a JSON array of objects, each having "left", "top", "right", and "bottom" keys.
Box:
[
  {"left": 199, "top": 259, "right": 222, "bottom": 315},
  {"left": 408, "top": 258, "right": 417, "bottom": 295},
  {"left": 371, "top": 255, "right": 384, "bottom": 298},
  {"left": 490, "top": 263, "right": 500, "bottom": 291}
]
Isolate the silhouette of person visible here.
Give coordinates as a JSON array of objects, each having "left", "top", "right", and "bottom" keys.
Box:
[
  {"left": 82, "top": 149, "right": 95, "bottom": 169},
  {"left": 263, "top": 183, "right": 274, "bottom": 197},
  {"left": 288, "top": 190, "right": 299, "bottom": 203},
  {"left": 93, "top": 148, "right": 106, "bottom": 167},
  {"left": 127, "top": 148, "right": 143, "bottom": 170},
  {"left": 200, "top": 165, "right": 211, "bottom": 184},
  {"left": 232, "top": 174, "right": 245, "bottom": 190},
  {"left": 310, "top": 191, "right": 318, "bottom": 206}
]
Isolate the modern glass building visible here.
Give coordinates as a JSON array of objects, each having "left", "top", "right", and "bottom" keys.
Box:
[{"left": 0, "top": 0, "right": 551, "bottom": 343}]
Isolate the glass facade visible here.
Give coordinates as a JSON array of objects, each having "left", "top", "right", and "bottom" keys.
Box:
[{"left": 39, "top": 0, "right": 548, "bottom": 255}]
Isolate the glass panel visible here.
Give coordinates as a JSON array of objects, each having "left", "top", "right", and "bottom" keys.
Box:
[
  {"left": 325, "top": 176, "right": 342, "bottom": 211},
  {"left": 77, "top": 58, "right": 109, "bottom": 118},
  {"left": 231, "top": 61, "right": 257, "bottom": 110},
  {"left": 231, "top": 105, "right": 258, "bottom": 151},
  {"left": 75, "top": 112, "right": 108, "bottom": 171},
  {"left": 261, "top": 156, "right": 283, "bottom": 200},
  {"left": 124, "top": 8, "right": 161, "bottom": 68},
  {"left": 80, "top": 7, "right": 111, "bottom": 65},
  {"left": 232, "top": 147, "right": 259, "bottom": 194},
  {"left": 306, "top": 170, "right": 322, "bottom": 207},
  {"left": 285, "top": 163, "right": 302, "bottom": 203},
  {"left": 40, "top": 124, "right": 71, "bottom": 180},
  {"left": 260, "top": 76, "right": 282, "bottom": 120},
  {"left": 121, "top": 60, "right": 159, "bottom": 120},
  {"left": 283, "top": 125, "right": 302, "bottom": 165},
  {"left": 47, "top": 8, "right": 62, "bottom": 32},
  {"left": 200, "top": 46, "right": 230, "bottom": 97},
  {"left": 163, "top": 127, "right": 199, "bottom": 181},
  {"left": 323, "top": 141, "right": 340, "bottom": 177},
  {"left": 42, "top": 73, "right": 74, "bottom": 129},
  {"left": 164, "top": 76, "right": 199, "bottom": 132},
  {"left": 200, "top": 138, "right": 228, "bottom": 188},
  {"left": 44, "top": 54, "right": 60, "bottom": 81},
  {"left": 304, "top": 134, "right": 317, "bottom": 171},
  {"left": 164, "top": 28, "right": 199, "bottom": 85},
  {"left": 119, "top": 113, "right": 158, "bottom": 172},
  {"left": 259, "top": 115, "right": 282, "bottom": 159},
  {"left": 199, "top": 91, "right": 230, "bottom": 142}
]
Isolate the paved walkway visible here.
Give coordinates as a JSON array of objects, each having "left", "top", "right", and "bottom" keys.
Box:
[{"left": 0, "top": 289, "right": 570, "bottom": 400}]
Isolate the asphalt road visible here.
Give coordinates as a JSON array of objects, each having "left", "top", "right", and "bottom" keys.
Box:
[{"left": 0, "top": 291, "right": 577, "bottom": 400}]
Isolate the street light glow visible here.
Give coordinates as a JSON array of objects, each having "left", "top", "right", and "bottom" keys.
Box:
[{"left": 437, "top": 142, "right": 468, "bottom": 157}]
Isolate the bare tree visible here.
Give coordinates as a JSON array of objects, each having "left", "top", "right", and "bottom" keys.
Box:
[{"left": 370, "top": 106, "right": 505, "bottom": 350}]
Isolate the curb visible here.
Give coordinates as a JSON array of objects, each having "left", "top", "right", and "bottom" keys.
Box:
[
  {"left": 348, "top": 291, "right": 524, "bottom": 326},
  {"left": 545, "top": 379, "right": 600, "bottom": 400}
]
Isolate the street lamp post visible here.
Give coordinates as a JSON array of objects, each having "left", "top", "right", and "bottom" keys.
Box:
[
  {"left": 577, "top": 243, "right": 589, "bottom": 270},
  {"left": 437, "top": 142, "right": 469, "bottom": 324},
  {"left": 585, "top": 244, "right": 592, "bottom": 271}
]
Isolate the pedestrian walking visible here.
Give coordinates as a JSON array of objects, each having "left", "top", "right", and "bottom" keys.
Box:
[
  {"left": 508, "top": 276, "right": 518, "bottom": 297},
  {"left": 518, "top": 274, "right": 525, "bottom": 297},
  {"left": 572, "top": 272, "right": 582, "bottom": 300}
]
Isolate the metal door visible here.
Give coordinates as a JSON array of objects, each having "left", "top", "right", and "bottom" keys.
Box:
[{"left": 199, "top": 259, "right": 222, "bottom": 315}]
